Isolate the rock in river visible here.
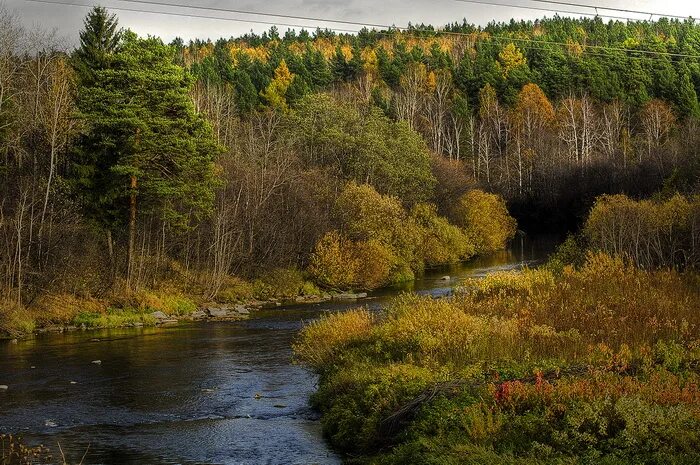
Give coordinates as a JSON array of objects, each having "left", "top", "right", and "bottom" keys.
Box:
[
  {"left": 190, "top": 309, "right": 207, "bottom": 319},
  {"left": 207, "top": 307, "right": 229, "bottom": 318},
  {"left": 150, "top": 311, "right": 168, "bottom": 320},
  {"left": 234, "top": 305, "right": 250, "bottom": 315},
  {"left": 332, "top": 292, "right": 368, "bottom": 301},
  {"left": 0, "top": 385, "right": 8, "bottom": 390}
]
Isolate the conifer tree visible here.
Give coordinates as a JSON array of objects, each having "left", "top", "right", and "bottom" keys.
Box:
[
  {"left": 72, "top": 6, "right": 121, "bottom": 85},
  {"left": 72, "top": 22, "right": 219, "bottom": 287}
]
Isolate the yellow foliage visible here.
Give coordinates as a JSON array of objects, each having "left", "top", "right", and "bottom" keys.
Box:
[
  {"left": 309, "top": 230, "right": 359, "bottom": 290},
  {"left": 260, "top": 59, "right": 294, "bottom": 111},
  {"left": 308, "top": 230, "right": 396, "bottom": 290},
  {"left": 514, "top": 83, "right": 555, "bottom": 125},
  {"left": 453, "top": 190, "right": 517, "bottom": 254},
  {"left": 498, "top": 43, "right": 527, "bottom": 77},
  {"left": 584, "top": 194, "right": 698, "bottom": 268},
  {"left": 425, "top": 71, "right": 437, "bottom": 93},
  {"left": 292, "top": 308, "right": 374, "bottom": 370}
]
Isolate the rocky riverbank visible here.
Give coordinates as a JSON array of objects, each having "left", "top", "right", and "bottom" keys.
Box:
[{"left": 4, "top": 291, "right": 372, "bottom": 340}]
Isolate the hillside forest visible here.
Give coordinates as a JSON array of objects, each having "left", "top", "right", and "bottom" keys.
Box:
[{"left": 1, "top": 6, "right": 699, "bottom": 335}]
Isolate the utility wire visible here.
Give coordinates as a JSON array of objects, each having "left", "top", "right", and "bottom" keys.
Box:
[
  {"left": 25, "top": 0, "right": 363, "bottom": 33},
  {"left": 454, "top": 0, "right": 637, "bottom": 22},
  {"left": 26, "top": 0, "right": 700, "bottom": 61},
  {"left": 87, "top": 0, "right": 396, "bottom": 30},
  {"left": 528, "top": 0, "right": 695, "bottom": 21}
]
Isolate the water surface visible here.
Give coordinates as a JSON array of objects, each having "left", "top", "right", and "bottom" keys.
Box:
[{"left": 0, "top": 236, "right": 556, "bottom": 465}]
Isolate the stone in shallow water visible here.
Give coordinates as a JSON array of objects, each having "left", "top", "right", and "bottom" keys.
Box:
[
  {"left": 235, "top": 305, "right": 250, "bottom": 315},
  {"left": 332, "top": 292, "right": 368, "bottom": 301},
  {"left": 207, "top": 307, "right": 229, "bottom": 318},
  {"left": 0, "top": 385, "right": 8, "bottom": 390},
  {"left": 92, "top": 360, "right": 102, "bottom": 365}
]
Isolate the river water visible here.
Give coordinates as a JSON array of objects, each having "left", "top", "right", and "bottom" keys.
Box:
[{"left": 0, "top": 236, "right": 556, "bottom": 465}]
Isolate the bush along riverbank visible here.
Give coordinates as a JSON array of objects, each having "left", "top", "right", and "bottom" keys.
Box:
[
  {"left": 0, "top": 183, "right": 517, "bottom": 340},
  {"left": 0, "top": 267, "right": 373, "bottom": 339},
  {"left": 293, "top": 253, "right": 700, "bottom": 464}
]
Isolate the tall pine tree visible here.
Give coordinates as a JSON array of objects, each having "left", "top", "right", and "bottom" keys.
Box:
[{"left": 72, "top": 12, "right": 220, "bottom": 287}]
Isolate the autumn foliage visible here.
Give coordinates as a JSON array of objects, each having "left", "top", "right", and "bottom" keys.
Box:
[
  {"left": 308, "top": 183, "right": 514, "bottom": 290},
  {"left": 295, "top": 254, "right": 700, "bottom": 463}
]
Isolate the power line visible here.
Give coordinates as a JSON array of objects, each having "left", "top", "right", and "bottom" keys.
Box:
[
  {"left": 528, "top": 0, "right": 696, "bottom": 22},
  {"left": 454, "top": 0, "right": 644, "bottom": 22},
  {"left": 26, "top": 0, "right": 700, "bottom": 61},
  {"left": 25, "top": 0, "right": 364, "bottom": 33},
  {"left": 108, "top": 0, "right": 700, "bottom": 59},
  {"left": 91, "top": 0, "right": 396, "bottom": 30}
]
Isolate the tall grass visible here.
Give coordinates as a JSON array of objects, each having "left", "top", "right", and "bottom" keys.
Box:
[{"left": 294, "top": 253, "right": 700, "bottom": 463}]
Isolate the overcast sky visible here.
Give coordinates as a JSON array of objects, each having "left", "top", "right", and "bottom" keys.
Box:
[{"left": 4, "top": 0, "right": 700, "bottom": 45}]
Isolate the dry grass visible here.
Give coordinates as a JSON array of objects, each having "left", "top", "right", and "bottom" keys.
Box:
[{"left": 294, "top": 253, "right": 700, "bottom": 463}]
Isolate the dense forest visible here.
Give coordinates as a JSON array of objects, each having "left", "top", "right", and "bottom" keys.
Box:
[{"left": 0, "top": 6, "right": 699, "bottom": 335}]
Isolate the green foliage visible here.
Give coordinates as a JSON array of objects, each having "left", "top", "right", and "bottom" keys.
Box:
[
  {"left": 309, "top": 184, "right": 514, "bottom": 290},
  {"left": 73, "top": 308, "right": 156, "bottom": 328},
  {"left": 545, "top": 234, "right": 587, "bottom": 273},
  {"left": 251, "top": 268, "right": 318, "bottom": 299},
  {"left": 72, "top": 6, "right": 121, "bottom": 85},
  {"left": 288, "top": 94, "right": 436, "bottom": 204},
  {"left": 411, "top": 203, "right": 475, "bottom": 266},
  {"left": 71, "top": 30, "right": 220, "bottom": 232}
]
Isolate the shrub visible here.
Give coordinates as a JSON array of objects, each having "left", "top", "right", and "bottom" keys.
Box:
[
  {"left": 411, "top": 203, "right": 475, "bottom": 266},
  {"left": 584, "top": 193, "right": 700, "bottom": 269},
  {"left": 308, "top": 230, "right": 359, "bottom": 290},
  {"left": 0, "top": 300, "right": 36, "bottom": 337},
  {"left": 292, "top": 308, "right": 374, "bottom": 371},
  {"left": 310, "top": 183, "right": 482, "bottom": 290},
  {"left": 72, "top": 307, "right": 156, "bottom": 328},
  {"left": 295, "top": 254, "right": 700, "bottom": 463},
  {"left": 253, "top": 268, "right": 313, "bottom": 299},
  {"left": 216, "top": 276, "right": 255, "bottom": 302},
  {"left": 452, "top": 189, "right": 517, "bottom": 254},
  {"left": 0, "top": 434, "right": 51, "bottom": 464}
]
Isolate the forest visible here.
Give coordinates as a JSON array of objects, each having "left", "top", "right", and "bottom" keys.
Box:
[
  {"left": 1, "top": 6, "right": 698, "bottom": 337},
  {"left": 0, "top": 2, "right": 699, "bottom": 464}
]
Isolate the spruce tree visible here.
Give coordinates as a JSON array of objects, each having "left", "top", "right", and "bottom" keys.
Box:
[
  {"left": 72, "top": 7, "right": 121, "bottom": 85},
  {"left": 71, "top": 22, "right": 220, "bottom": 286}
]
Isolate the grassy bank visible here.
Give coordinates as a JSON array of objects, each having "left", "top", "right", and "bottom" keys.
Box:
[
  {"left": 0, "top": 267, "right": 325, "bottom": 339},
  {"left": 294, "top": 254, "right": 700, "bottom": 464}
]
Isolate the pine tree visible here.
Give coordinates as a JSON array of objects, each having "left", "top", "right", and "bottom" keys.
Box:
[
  {"left": 72, "top": 7, "right": 121, "bottom": 85},
  {"left": 72, "top": 28, "right": 220, "bottom": 287}
]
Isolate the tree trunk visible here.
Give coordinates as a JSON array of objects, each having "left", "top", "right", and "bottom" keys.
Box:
[{"left": 127, "top": 175, "right": 137, "bottom": 289}]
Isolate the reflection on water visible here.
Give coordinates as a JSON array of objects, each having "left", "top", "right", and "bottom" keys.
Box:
[{"left": 0, "top": 235, "right": 557, "bottom": 465}]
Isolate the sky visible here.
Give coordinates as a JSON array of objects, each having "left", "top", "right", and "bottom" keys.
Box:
[{"left": 4, "top": 0, "right": 700, "bottom": 45}]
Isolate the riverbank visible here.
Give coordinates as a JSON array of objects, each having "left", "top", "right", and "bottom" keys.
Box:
[
  {"left": 294, "top": 253, "right": 700, "bottom": 464},
  {"left": 0, "top": 241, "right": 556, "bottom": 464},
  {"left": 0, "top": 285, "right": 372, "bottom": 340},
  {"left": 1, "top": 234, "right": 559, "bottom": 341}
]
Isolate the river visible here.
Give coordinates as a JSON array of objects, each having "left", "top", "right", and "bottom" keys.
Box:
[{"left": 0, "top": 236, "right": 556, "bottom": 465}]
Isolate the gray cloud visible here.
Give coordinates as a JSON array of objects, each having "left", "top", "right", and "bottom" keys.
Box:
[{"left": 3, "top": 0, "right": 700, "bottom": 44}]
